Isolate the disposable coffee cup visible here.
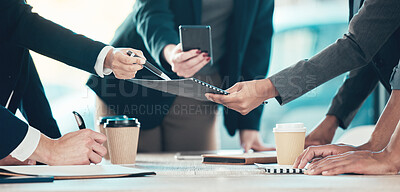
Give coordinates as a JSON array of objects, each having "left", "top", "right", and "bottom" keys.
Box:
[
  {"left": 273, "top": 123, "right": 306, "bottom": 165},
  {"left": 97, "top": 115, "right": 128, "bottom": 160},
  {"left": 105, "top": 118, "right": 140, "bottom": 165}
]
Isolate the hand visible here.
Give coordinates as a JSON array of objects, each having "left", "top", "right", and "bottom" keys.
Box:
[
  {"left": 0, "top": 155, "right": 36, "bottom": 166},
  {"left": 293, "top": 144, "right": 357, "bottom": 169},
  {"left": 104, "top": 48, "right": 146, "bottom": 79},
  {"left": 29, "top": 129, "right": 107, "bottom": 165},
  {"left": 205, "top": 79, "right": 278, "bottom": 115},
  {"left": 239, "top": 130, "right": 275, "bottom": 152},
  {"left": 305, "top": 115, "right": 339, "bottom": 147},
  {"left": 306, "top": 150, "right": 399, "bottom": 175},
  {"left": 163, "top": 43, "right": 210, "bottom": 78}
]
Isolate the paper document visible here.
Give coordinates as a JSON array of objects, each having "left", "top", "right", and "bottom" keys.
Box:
[
  {"left": 126, "top": 78, "right": 227, "bottom": 101},
  {"left": 0, "top": 165, "right": 155, "bottom": 180}
]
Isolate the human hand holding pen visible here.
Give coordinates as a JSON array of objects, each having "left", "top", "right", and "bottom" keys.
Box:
[
  {"left": 104, "top": 48, "right": 146, "bottom": 79},
  {"left": 205, "top": 79, "right": 278, "bottom": 115}
]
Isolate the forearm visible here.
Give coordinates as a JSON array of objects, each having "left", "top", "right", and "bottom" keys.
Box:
[
  {"left": 357, "top": 90, "right": 400, "bottom": 151},
  {"left": 9, "top": 1, "right": 105, "bottom": 74},
  {"left": 327, "top": 65, "right": 379, "bottom": 129},
  {"left": 134, "top": 0, "right": 179, "bottom": 68},
  {"left": 384, "top": 120, "right": 400, "bottom": 170},
  {"left": 269, "top": 0, "right": 400, "bottom": 105}
]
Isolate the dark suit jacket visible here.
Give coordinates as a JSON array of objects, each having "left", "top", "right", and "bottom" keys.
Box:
[
  {"left": 0, "top": 0, "right": 106, "bottom": 159},
  {"left": 326, "top": 0, "right": 400, "bottom": 129},
  {"left": 87, "top": 0, "right": 274, "bottom": 136}
]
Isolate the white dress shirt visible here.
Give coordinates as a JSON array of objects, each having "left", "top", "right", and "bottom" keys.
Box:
[{"left": 10, "top": 45, "right": 113, "bottom": 161}]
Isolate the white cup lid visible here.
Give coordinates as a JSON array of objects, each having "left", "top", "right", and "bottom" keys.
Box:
[{"left": 273, "top": 123, "right": 306, "bottom": 132}]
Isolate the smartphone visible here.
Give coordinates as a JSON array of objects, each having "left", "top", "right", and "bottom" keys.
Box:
[{"left": 179, "top": 25, "right": 213, "bottom": 64}]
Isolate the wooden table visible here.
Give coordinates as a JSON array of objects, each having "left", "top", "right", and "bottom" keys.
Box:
[{"left": 1, "top": 153, "right": 400, "bottom": 192}]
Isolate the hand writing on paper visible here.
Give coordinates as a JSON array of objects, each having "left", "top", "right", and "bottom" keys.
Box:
[
  {"left": 206, "top": 79, "right": 277, "bottom": 115},
  {"left": 240, "top": 130, "right": 275, "bottom": 153},
  {"left": 104, "top": 48, "right": 146, "bottom": 79},
  {"left": 163, "top": 43, "right": 211, "bottom": 78},
  {"left": 0, "top": 155, "right": 36, "bottom": 166},
  {"left": 305, "top": 150, "right": 398, "bottom": 175},
  {"left": 29, "top": 129, "right": 107, "bottom": 165}
]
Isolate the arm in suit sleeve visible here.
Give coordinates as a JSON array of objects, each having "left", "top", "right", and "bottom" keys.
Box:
[
  {"left": 1, "top": 0, "right": 106, "bottom": 74},
  {"left": 327, "top": 64, "right": 379, "bottom": 129},
  {"left": 133, "top": 0, "right": 180, "bottom": 72},
  {"left": 19, "top": 56, "right": 61, "bottom": 139},
  {"left": 235, "top": 0, "right": 274, "bottom": 132},
  {"left": 0, "top": 106, "right": 29, "bottom": 159},
  {"left": 268, "top": 0, "right": 400, "bottom": 105}
]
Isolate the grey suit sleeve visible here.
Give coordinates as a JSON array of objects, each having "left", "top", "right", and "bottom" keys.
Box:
[
  {"left": 327, "top": 64, "right": 379, "bottom": 129},
  {"left": 269, "top": 0, "right": 400, "bottom": 105},
  {"left": 390, "top": 62, "right": 400, "bottom": 90}
]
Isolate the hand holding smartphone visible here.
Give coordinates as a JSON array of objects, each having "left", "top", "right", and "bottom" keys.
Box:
[{"left": 162, "top": 25, "right": 213, "bottom": 78}]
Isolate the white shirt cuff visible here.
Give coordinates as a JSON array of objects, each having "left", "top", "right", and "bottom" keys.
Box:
[
  {"left": 10, "top": 126, "right": 41, "bottom": 162},
  {"left": 94, "top": 45, "right": 114, "bottom": 78}
]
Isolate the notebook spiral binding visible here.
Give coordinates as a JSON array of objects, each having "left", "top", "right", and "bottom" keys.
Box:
[
  {"left": 192, "top": 78, "right": 229, "bottom": 95},
  {"left": 265, "top": 168, "right": 305, "bottom": 174}
]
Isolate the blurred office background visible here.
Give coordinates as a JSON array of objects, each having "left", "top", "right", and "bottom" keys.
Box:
[{"left": 27, "top": 0, "right": 379, "bottom": 149}]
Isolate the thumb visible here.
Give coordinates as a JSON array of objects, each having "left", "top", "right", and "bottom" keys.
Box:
[
  {"left": 226, "top": 83, "right": 242, "bottom": 94},
  {"left": 242, "top": 142, "right": 252, "bottom": 153}
]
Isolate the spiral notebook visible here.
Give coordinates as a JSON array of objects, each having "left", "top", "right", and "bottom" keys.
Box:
[
  {"left": 126, "top": 78, "right": 228, "bottom": 101},
  {"left": 255, "top": 164, "right": 305, "bottom": 174}
]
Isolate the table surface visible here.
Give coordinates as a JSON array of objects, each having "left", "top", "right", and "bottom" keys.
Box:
[{"left": 1, "top": 153, "right": 400, "bottom": 192}]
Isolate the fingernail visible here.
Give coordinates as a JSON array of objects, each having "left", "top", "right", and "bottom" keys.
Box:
[
  {"left": 196, "top": 50, "right": 201, "bottom": 54},
  {"left": 27, "top": 160, "right": 35, "bottom": 165},
  {"left": 207, "top": 57, "right": 211, "bottom": 61},
  {"left": 322, "top": 171, "right": 328, "bottom": 175},
  {"left": 203, "top": 53, "right": 208, "bottom": 57}
]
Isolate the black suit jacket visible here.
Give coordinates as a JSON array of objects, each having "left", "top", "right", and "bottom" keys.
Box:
[
  {"left": 326, "top": 0, "right": 400, "bottom": 128},
  {"left": 0, "top": 0, "right": 106, "bottom": 159},
  {"left": 87, "top": 0, "right": 274, "bottom": 136}
]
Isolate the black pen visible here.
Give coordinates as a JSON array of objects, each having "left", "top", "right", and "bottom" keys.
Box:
[{"left": 72, "top": 111, "right": 86, "bottom": 129}]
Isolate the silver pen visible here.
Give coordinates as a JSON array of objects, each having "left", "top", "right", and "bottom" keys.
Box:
[{"left": 127, "top": 50, "right": 171, "bottom": 80}]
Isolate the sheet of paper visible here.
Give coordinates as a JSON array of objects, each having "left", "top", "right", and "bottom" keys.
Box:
[
  {"left": 0, "top": 165, "right": 154, "bottom": 177},
  {"left": 126, "top": 78, "right": 225, "bottom": 101}
]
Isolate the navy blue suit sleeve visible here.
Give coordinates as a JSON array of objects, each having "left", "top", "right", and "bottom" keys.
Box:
[
  {"left": 0, "top": 106, "right": 29, "bottom": 159},
  {"left": 20, "top": 56, "right": 61, "bottom": 139},
  {"left": 236, "top": 0, "right": 274, "bottom": 132},
  {"left": 133, "top": 0, "right": 180, "bottom": 72},
  {"left": 0, "top": 0, "right": 106, "bottom": 74}
]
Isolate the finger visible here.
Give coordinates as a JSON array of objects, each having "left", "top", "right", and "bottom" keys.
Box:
[
  {"left": 181, "top": 56, "right": 210, "bottom": 77},
  {"left": 174, "top": 49, "right": 201, "bottom": 62},
  {"left": 92, "top": 142, "right": 107, "bottom": 157},
  {"left": 252, "top": 145, "right": 276, "bottom": 152},
  {"left": 113, "top": 63, "right": 143, "bottom": 77},
  {"left": 293, "top": 149, "right": 308, "bottom": 168},
  {"left": 321, "top": 164, "right": 355, "bottom": 176},
  {"left": 183, "top": 53, "right": 209, "bottom": 69},
  {"left": 298, "top": 146, "right": 335, "bottom": 169},
  {"left": 123, "top": 55, "right": 146, "bottom": 65},
  {"left": 310, "top": 158, "right": 353, "bottom": 175},
  {"left": 308, "top": 152, "right": 352, "bottom": 171},
  {"left": 127, "top": 48, "right": 145, "bottom": 59},
  {"left": 242, "top": 143, "right": 251, "bottom": 153},
  {"left": 226, "top": 83, "right": 242, "bottom": 93},
  {"left": 205, "top": 92, "right": 239, "bottom": 105},
  {"left": 89, "top": 152, "right": 103, "bottom": 164},
  {"left": 89, "top": 131, "right": 107, "bottom": 144}
]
